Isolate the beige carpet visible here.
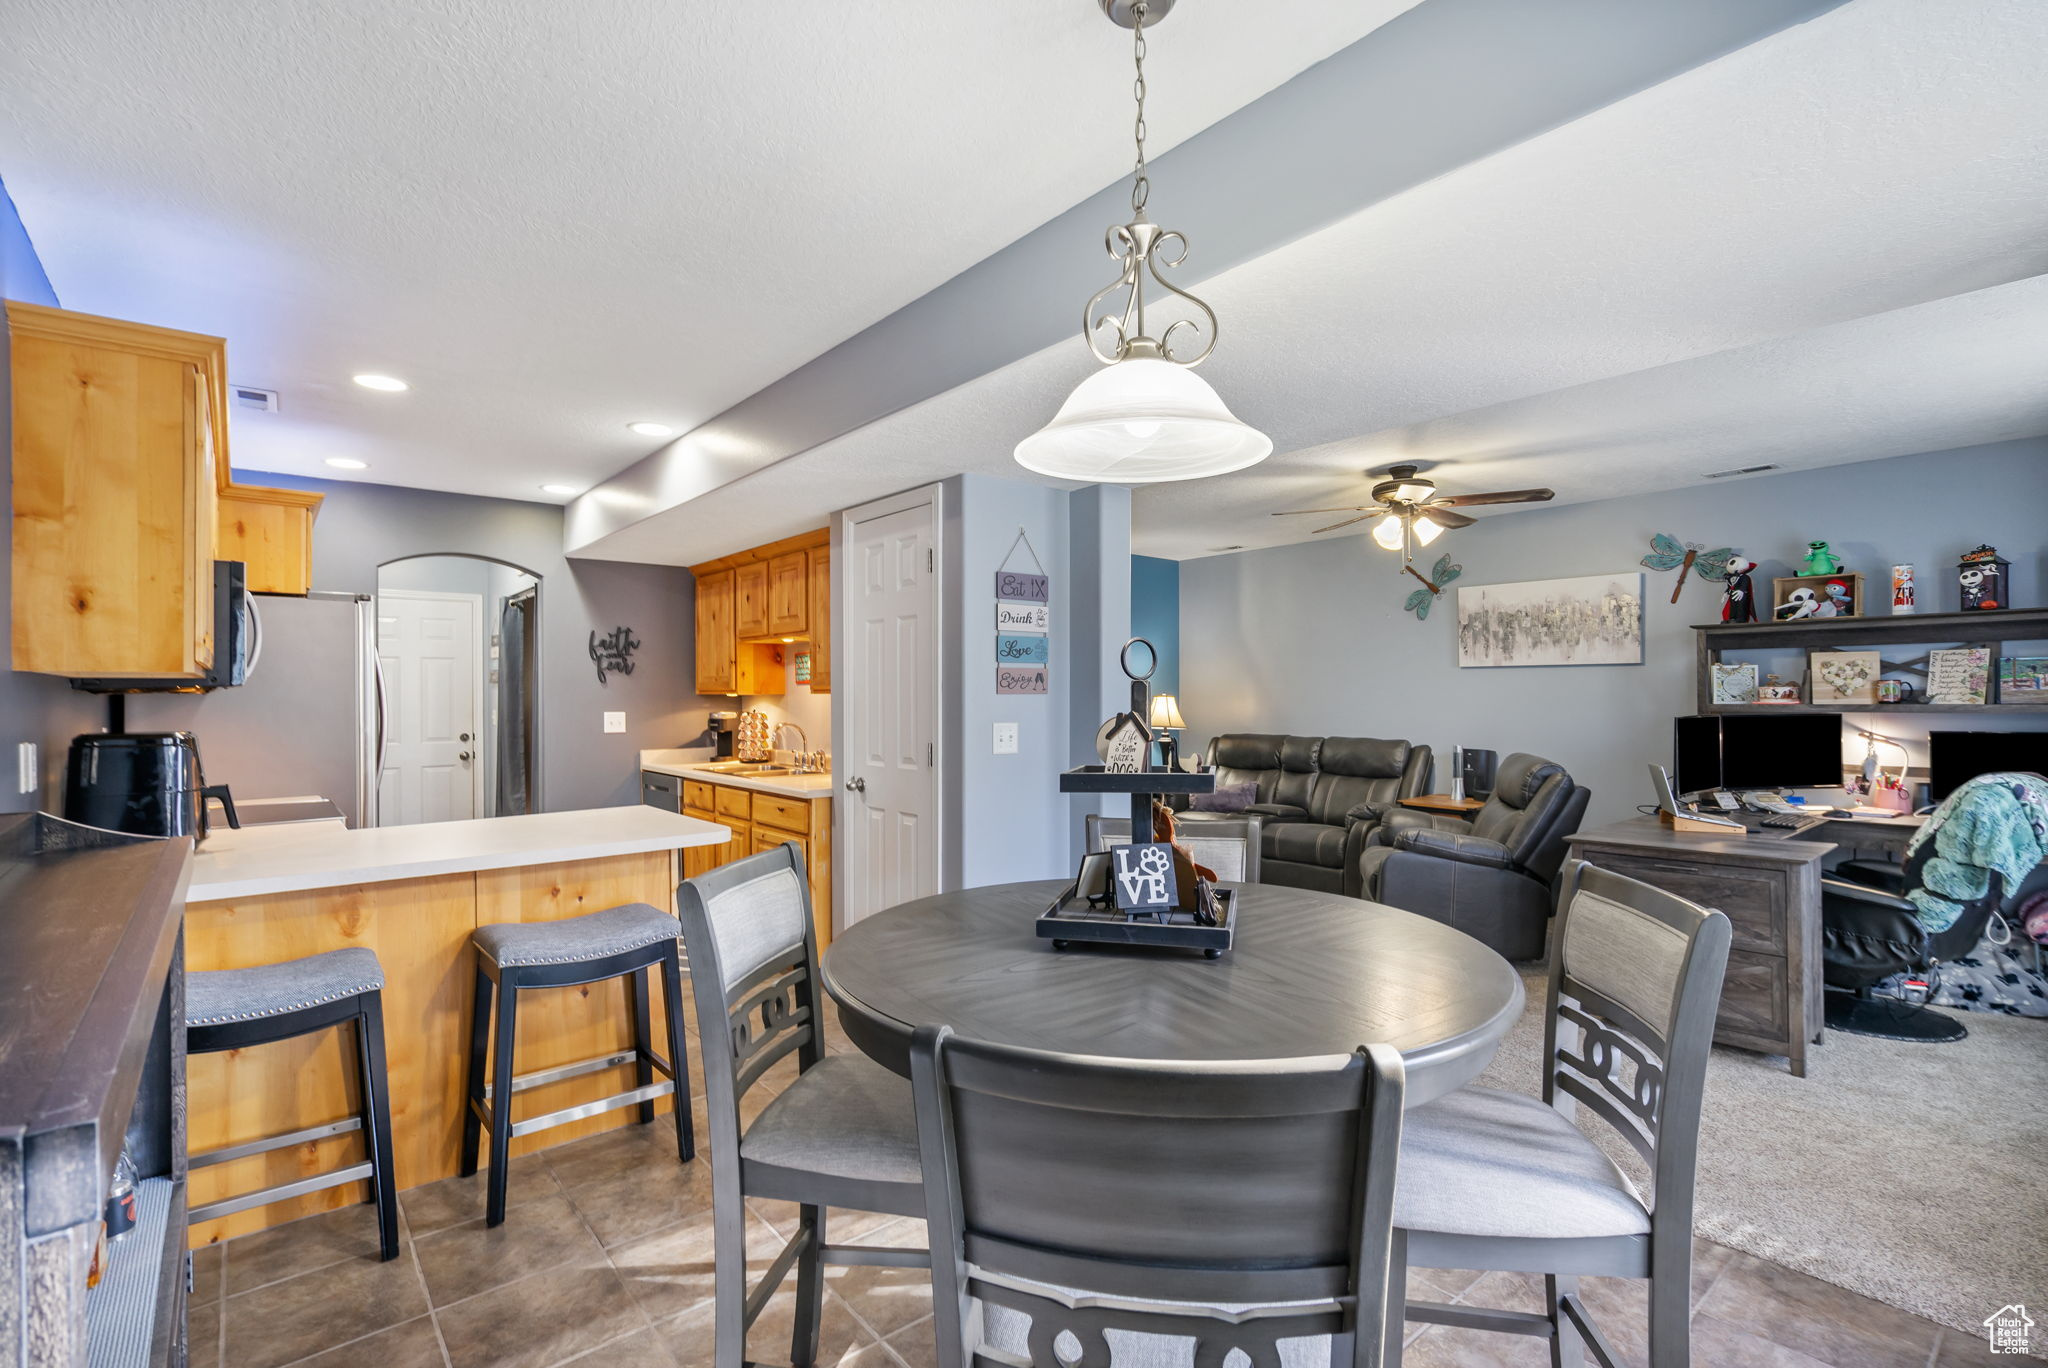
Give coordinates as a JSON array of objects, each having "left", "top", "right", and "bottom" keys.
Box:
[{"left": 1473, "top": 971, "right": 2048, "bottom": 1337}]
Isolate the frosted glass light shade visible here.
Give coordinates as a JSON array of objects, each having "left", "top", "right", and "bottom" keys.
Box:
[
  {"left": 1371, "top": 514, "right": 1404, "bottom": 550},
  {"left": 1015, "top": 359, "right": 1272, "bottom": 484},
  {"left": 1413, "top": 514, "right": 1444, "bottom": 546}
]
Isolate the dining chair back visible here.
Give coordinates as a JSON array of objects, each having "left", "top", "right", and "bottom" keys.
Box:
[
  {"left": 1085, "top": 813, "right": 1262, "bottom": 883},
  {"left": 910, "top": 1026, "right": 1405, "bottom": 1368},
  {"left": 1393, "top": 859, "right": 1731, "bottom": 1367},
  {"left": 678, "top": 843, "right": 925, "bottom": 1368}
]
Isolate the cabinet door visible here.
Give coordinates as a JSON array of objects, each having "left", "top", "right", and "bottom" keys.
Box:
[
  {"left": 682, "top": 802, "right": 721, "bottom": 878},
  {"left": 753, "top": 828, "right": 807, "bottom": 864},
  {"left": 217, "top": 484, "right": 322, "bottom": 595},
  {"left": 808, "top": 547, "right": 831, "bottom": 693},
  {"left": 766, "top": 551, "right": 809, "bottom": 638},
  {"left": 10, "top": 306, "right": 218, "bottom": 678},
  {"left": 695, "top": 570, "right": 736, "bottom": 694},
  {"left": 735, "top": 562, "right": 770, "bottom": 639}
]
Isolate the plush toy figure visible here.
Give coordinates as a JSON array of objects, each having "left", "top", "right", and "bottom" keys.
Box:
[
  {"left": 1776, "top": 586, "right": 1822, "bottom": 621},
  {"left": 1801, "top": 541, "right": 1844, "bottom": 576},
  {"left": 1721, "top": 558, "right": 1760, "bottom": 623},
  {"left": 1818, "top": 578, "right": 1855, "bottom": 617}
]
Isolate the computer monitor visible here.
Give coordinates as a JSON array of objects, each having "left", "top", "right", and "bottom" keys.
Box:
[
  {"left": 1929, "top": 731, "right": 2048, "bottom": 802},
  {"left": 1719, "top": 714, "right": 1844, "bottom": 791},
  {"left": 1673, "top": 715, "right": 1724, "bottom": 795}
]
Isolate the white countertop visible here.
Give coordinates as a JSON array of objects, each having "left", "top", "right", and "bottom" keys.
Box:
[
  {"left": 189, "top": 805, "right": 730, "bottom": 902},
  {"left": 639, "top": 749, "right": 835, "bottom": 800}
]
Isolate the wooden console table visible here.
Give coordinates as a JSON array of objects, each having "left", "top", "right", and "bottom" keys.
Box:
[{"left": 1568, "top": 817, "right": 1833, "bottom": 1076}]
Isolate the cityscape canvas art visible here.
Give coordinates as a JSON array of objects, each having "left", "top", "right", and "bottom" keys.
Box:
[{"left": 1457, "top": 573, "right": 1645, "bottom": 668}]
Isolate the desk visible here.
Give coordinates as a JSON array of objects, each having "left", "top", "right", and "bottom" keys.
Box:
[
  {"left": 822, "top": 880, "right": 1525, "bottom": 1108},
  {"left": 1567, "top": 817, "right": 1835, "bottom": 1076}
]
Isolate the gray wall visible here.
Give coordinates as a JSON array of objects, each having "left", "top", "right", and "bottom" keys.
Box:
[
  {"left": 1179, "top": 439, "right": 2048, "bottom": 827},
  {"left": 216, "top": 473, "right": 719, "bottom": 812},
  {"left": 0, "top": 181, "right": 99, "bottom": 815}
]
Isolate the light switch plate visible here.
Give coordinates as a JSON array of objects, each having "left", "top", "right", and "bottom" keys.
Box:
[
  {"left": 992, "top": 722, "right": 1019, "bottom": 755},
  {"left": 17, "top": 742, "right": 37, "bottom": 795},
  {"left": 603, "top": 711, "right": 626, "bottom": 734}
]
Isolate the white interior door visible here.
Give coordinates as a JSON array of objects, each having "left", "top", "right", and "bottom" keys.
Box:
[
  {"left": 841, "top": 490, "right": 939, "bottom": 926},
  {"left": 377, "top": 590, "right": 483, "bottom": 825}
]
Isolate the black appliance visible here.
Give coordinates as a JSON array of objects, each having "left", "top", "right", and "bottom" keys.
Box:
[
  {"left": 64, "top": 731, "right": 239, "bottom": 840},
  {"left": 1929, "top": 730, "right": 2048, "bottom": 801},
  {"left": 71, "top": 561, "right": 259, "bottom": 694},
  {"left": 1458, "top": 747, "right": 1498, "bottom": 800},
  {"left": 710, "top": 710, "right": 739, "bottom": 760}
]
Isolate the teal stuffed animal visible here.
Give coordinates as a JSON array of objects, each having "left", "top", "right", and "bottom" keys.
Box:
[{"left": 1800, "top": 541, "right": 1843, "bottom": 575}]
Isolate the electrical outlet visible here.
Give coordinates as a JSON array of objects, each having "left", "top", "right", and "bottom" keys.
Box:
[
  {"left": 992, "top": 722, "right": 1019, "bottom": 755},
  {"left": 17, "top": 742, "right": 37, "bottom": 795},
  {"left": 603, "top": 711, "right": 626, "bottom": 734}
]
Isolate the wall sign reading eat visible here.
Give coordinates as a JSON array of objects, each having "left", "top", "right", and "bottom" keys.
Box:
[{"left": 995, "top": 571, "right": 1049, "bottom": 603}]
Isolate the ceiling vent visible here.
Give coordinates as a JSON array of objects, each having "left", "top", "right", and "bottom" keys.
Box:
[
  {"left": 232, "top": 385, "right": 279, "bottom": 413},
  {"left": 1703, "top": 463, "right": 1779, "bottom": 479}
]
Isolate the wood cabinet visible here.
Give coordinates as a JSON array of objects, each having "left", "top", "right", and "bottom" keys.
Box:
[
  {"left": 809, "top": 546, "right": 831, "bottom": 693},
  {"left": 655, "top": 771, "right": 833, "bottom": 947},
  {"left": 1567, "top": 817, "right": 1828, "bottom": 1077},
  {"left": 735, "top": 561, "right": 771, "bottom": 639},
  {"left": 10, "top": 303, "right": 221, "bottom": 677},
  {"left": 695, "top": 569, "right": 737, "bottom": 693},
  {"left": 767, "top": 550, "right": 809, "bottom": 638},
  {"left": 9, "top": 302, "right": 323, "bottom": 676}
]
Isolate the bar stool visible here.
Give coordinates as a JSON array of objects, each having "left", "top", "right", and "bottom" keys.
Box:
[
  {"left": 461, "top": 902, "right": 695, "bottom": 1226},
  {"left": 186, "top": 947, "right": 400, "bottom": 1260}
]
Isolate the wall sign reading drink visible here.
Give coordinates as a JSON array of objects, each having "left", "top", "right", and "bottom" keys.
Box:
[{"left": 994, "top": 529, "right": 1051, "bottom": 695}]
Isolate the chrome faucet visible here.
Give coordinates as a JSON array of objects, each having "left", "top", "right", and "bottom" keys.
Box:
[{"left": 774, "top": 722, "right": 816, "bottom": 774}]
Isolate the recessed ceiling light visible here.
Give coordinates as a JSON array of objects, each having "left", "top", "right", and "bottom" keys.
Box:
[
  {"left": 324, "top": 457, "right": 369, "bottom": 470},
  {"left": 540, "top": 483, "right": 580, "bottom": 497},
  {"left": 627, "top": 422, "right": 675, "bottom": 438},
  {"left": 352, "top": 374, "right": 409, "bottom": 392}
]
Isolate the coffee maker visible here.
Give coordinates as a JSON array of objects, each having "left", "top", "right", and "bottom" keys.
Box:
[{"left": 709, "top": 711, "right": 739, "bottom": 760}]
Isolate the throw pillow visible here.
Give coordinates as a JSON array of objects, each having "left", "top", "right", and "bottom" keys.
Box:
[{"left": 1190, "top": 782, "right": 1256, "bottom": 813}]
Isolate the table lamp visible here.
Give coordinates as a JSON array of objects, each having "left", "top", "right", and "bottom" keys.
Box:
[{"left": 1148, "top": 694, "right": 1187, "bottom": 771}]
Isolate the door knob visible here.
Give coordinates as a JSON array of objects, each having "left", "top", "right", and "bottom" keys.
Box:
[
  {"left": 845, "top": 777, "right": 866, "bottom": 794},
  {"left": 459, "top": 751, "right": 473, "bottom": 762},
  {"left": 460, "top": 732, "right": 472, "bottom": 742}
]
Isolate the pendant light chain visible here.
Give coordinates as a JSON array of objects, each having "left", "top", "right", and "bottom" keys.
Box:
[{"left": 1130, "top": 3, "right": 1150, "bottom": 217}]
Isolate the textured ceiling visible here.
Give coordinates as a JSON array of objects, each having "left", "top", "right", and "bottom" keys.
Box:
[
  {"left": 0, "top": 0, "right": 1417, "bottom": 500},
  {"left": 573, "top": 0, "right": 2048, "bottom": 564}
]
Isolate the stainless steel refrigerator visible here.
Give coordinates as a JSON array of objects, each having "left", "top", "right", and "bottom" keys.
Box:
[{"left": 126, "top": 592, "right": 384, "bottom": 828}]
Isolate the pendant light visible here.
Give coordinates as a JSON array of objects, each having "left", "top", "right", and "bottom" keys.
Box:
[{"left": 1014, "top": 0, "right": 1271, "bottom": 485}]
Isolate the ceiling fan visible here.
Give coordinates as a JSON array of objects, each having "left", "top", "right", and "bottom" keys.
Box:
[{"left": 1271, "top": 463, "right": 1555, "bottom": 559}]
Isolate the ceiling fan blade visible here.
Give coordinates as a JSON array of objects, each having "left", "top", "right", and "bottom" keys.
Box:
[
  {"left": 1311, "top": 515, "right": 1375, "bottom": 535},
  {"left": 1420, "top": 506, "right": 1476, "bottom": 529},
  {"left": 1271, "top": 505, "right": 1375, "bottom": 517},
  {"left": 1434, "top": 488, "right": 1556, "bottom": 507}
]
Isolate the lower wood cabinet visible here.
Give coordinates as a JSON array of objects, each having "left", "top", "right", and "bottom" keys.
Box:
[{"left": 654, "top": 770, "right": 833, "bottom": 947}]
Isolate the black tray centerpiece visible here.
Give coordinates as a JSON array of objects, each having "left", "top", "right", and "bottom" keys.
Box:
[{"left": 1041, "top": 638, "right": 1234, "bottom": 957}]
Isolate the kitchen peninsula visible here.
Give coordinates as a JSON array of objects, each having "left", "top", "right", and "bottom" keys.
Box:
[{"left": 181, "top": 806, "right": 725, "bottom": 1246}]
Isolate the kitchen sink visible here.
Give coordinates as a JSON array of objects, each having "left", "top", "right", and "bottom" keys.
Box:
[{"left": 700, "top": 763, "right": 797, "bottom": 775}]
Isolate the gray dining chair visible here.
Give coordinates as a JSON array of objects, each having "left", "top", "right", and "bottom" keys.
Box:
[
  {"left": 1085, "top": 812, "right": 1263, "bottom": 883},
  {"left": 676, "top": 843, "right": 927, "bottom": 1368},
  {"left": 910, "top": 1024, "right": 1406, "bottom": 1368},
  {"left": 1389, "top": 860, "right": 1731, "bottom": 1368}
]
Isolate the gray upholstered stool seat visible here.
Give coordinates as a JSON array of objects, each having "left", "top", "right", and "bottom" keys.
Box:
[
  {"left": 1396, "top": 1084, "right": 1649, "bottom": 1241},
  {"left": 187, "top": 947, "right": 385, "bottom": 1027},
  {"left": 741, "top": 1054, "right": 921, "bottom": 1186},
  {"left": 472, "top": 902, "right": 679, "bottom": 967}
]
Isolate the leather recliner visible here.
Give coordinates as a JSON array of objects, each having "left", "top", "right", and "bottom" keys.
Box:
[
  {"left": 1356, "top": 753, "right": 1590, "bottom": 960},
  {"left": 1181, "top": 733, "right": 1431, "bottom": 896}
]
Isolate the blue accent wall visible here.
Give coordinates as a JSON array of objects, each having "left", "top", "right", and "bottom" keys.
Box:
[
  {"left": 0, "top": 177, "right": 58, "bottom": 307},
  {"left": 1132, "top": 554, "right": 1180, "bottom": 708}
]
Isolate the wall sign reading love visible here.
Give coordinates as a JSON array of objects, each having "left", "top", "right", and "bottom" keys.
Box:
[{"left": 995, "top": 531, "right": 1051, "bottom": 696}]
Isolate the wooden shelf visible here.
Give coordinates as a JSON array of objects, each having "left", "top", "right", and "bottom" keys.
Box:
[
  {"left": 1703, "top": 702, "right": 2048, "bottom": 715},
  {"left": 1693, "top": 606, "right": 2048, "bottom": 650}
]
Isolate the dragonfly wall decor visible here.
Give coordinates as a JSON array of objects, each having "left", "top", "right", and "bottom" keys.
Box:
[
  {"left": 1403, "top": 553, "right": 1463, "bottom": 620},
  {"left": 1640, "top": 533, "right": 1739, "bottom": 604}
]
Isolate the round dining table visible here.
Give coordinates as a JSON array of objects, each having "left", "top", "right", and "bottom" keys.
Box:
[{"left": 821, "top": 879, "right": 1526, "bottom": 1108}]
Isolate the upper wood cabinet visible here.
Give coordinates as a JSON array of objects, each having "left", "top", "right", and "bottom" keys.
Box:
[
  {"left": 695, "top": 569, "right": 737, "bottom": 694},
  {"left": 217, "top": 483, "right": 324, "bottom": 595},
  {"left": 11, "top": 303, "right": 222, "bottom": 677},
  {"left": 766, "top": 551, "right": 809, "bottom": 638},
  {"left": 734, "top": 561, "right": 770, "bottom": 639},
  {"left": 808, "top": 547, "right": 831, "bottom": 693}
]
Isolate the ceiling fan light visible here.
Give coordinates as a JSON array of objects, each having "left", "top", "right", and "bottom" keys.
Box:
[
  {"left": 1014, "top": 359, "right": 1272, "bottom": 484},
  {"left": 1392, "top": 482, "right": 1433, "bottom": 502},
  {"left": 1370, "top": 513, "right": 1406, "bottom": 550},
  {"left": 1413, "top": 514, "right": 1444, "bottom": 546}
]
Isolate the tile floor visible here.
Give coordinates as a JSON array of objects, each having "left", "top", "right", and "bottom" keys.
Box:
[{"left": 188, "top": 1014, "right": 2034, "bottom": 1368}]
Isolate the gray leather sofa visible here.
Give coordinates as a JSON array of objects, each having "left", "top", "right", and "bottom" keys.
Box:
[
  {"left": 1357, "top": 752, "right": 1589, "bottom": 961},
  {"left": 1179, "top": 733, "right": 1432, "bottom": 896}
]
